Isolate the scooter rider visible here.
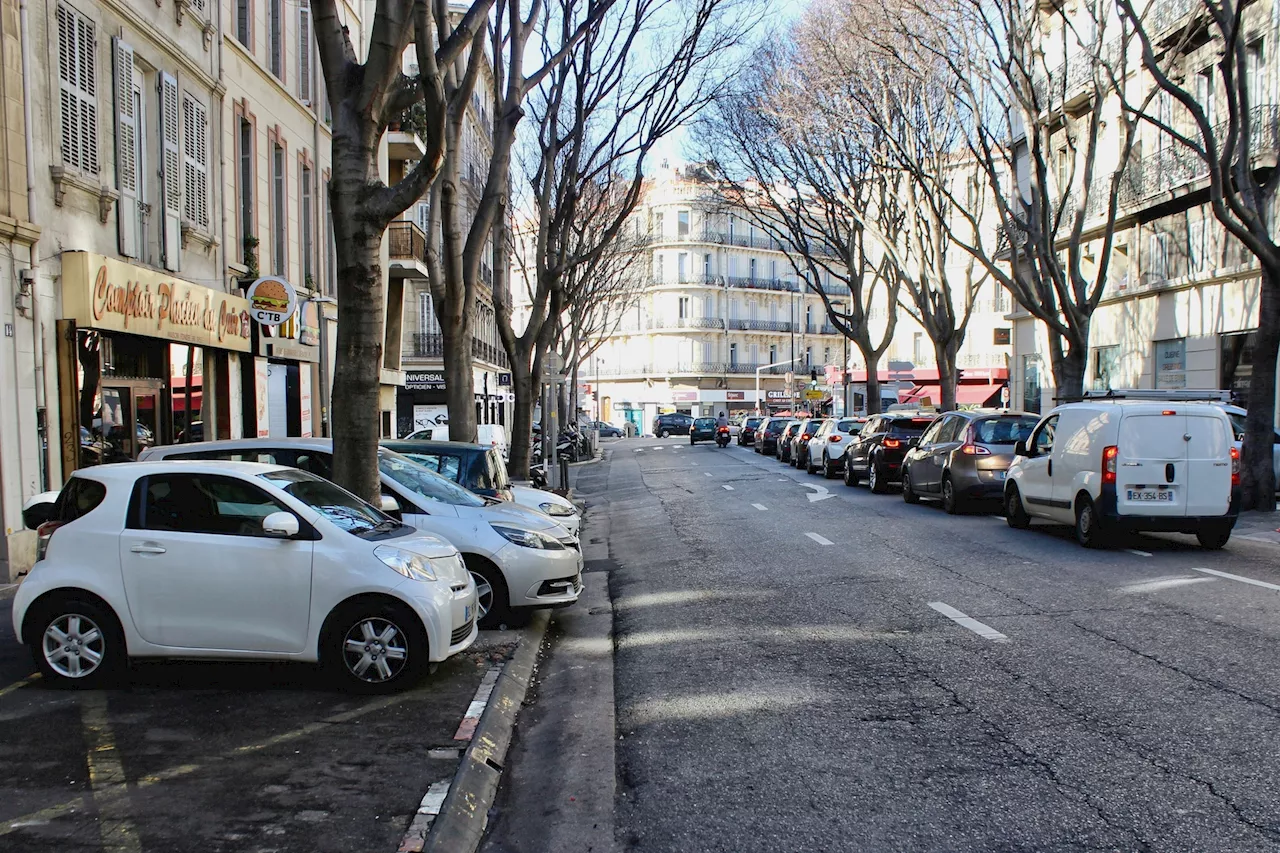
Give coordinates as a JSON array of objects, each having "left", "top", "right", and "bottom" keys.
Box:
[{"left": 716, "top": 411, "right": 730, "bottom": 429}]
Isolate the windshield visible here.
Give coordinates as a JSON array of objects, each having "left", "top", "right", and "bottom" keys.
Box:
[
  {"left": 377, "top": 450, "right": 486, "bottom": 507},
  {"left": 972, "top": 416, "right": 1040, "bottom": 445},
  {"left": 259, "top": 469, "right": 399, "bottom": 537},
  {"left": 887, "top": 418, "right": 934, "bottom": 438}
]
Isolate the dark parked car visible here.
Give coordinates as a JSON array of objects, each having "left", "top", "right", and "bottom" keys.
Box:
[
  {"left": 778, "top": 420, "right": 803, "bottom": 463},
  {"left": 737, "top": 416, "right": 764, "bottom": 446},
  {"left": 587, "top": 421, "right": 623, "bottom": 438},
  {"left": 690, "top": 417, "right": 718, "bottom": 444},
  {"left": 843, "top": 413, "right": 936, "bottom": 493},
  {"left": 902, "top": 411, "right": 1040, "bottom": 513},
  {"left": 756, "top": 417, "right": 789, "bottom": 455},
  {"left": 653, "top": 413, "right": 694, "bottom": 437},
  {"left": 789, "top": 418, "right": 827, "bottom": 469},
  {"left": 380, "top": 440, "right": 515, "bottom": 501}
]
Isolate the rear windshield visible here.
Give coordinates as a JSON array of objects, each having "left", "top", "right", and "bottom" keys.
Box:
[
  {"left": 837, "top": 420, "right": 862, "bottom": 434},
  {"left": 746, "top": 418, "right": 762, "bottom": 427},
  {"left": 971, "top": 416, "right": 1039, "bottom": 445},
  {"left": 887, "top": 418, "right": 934, "bottom": 437},
  {"left": 802, "top": 420, "right": 824, "bottom": 433},
  {"left": 377, "top": 450, "right": 486, "bottom": 507},
  {"left": 694, "top": 418, "right": 715, "bottom": 427},
  {"left": 478, "top": 449, "right": 510, "bottom": 492}
]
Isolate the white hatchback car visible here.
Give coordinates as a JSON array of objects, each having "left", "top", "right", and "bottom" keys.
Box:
[
  {"left": 140, "top": 439, "right": 583, "bottom": 628},
  {"left": 807, "top": 417, "right": 867, "bottom": 478},
  {"left": 14, "top": 462, "right": 478, "bottom": 690},
  {"left": 1004, "top": 399, "right": 1240, "bottom": 548}
]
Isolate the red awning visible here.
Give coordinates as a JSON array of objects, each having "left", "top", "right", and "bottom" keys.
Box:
[
  {"left": 900, "top": 384, "right": 941, "bottom": 405},
  {"left": 900, "top": 384, "right": 1004, "bottom": 407}
]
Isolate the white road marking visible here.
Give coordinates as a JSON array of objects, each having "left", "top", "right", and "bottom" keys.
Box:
[
  {"left": 778, "top": 478, "right": 787, "bottom": 481},
  {"left": 752, "top": 503, "right": 768, "bottom": 511},
  {"left": 651, "top": 445, "right": 663, "bottom": 450},
  {"left": 1125, "top": 548, "right": 1153, "bottom": 557},
  {"left": 805, "top": 532, "right": 833, "bottom": 545},
  {"left": 1118, "top": 576, "right": 1216, "bottom": 594},
  {"left": 1192, "top": 567, "right": 1280, "bottom": 592},
  {"left": 0, "top": 583, "right": 15, "bottom": 592},
  {"left": 928, "top": 602, "right": 1010, "bottom": 643},
  {"left": 802, "top": 482, "right": 835, "bottom": 503},
  {"left": 704, "top": 472, "right": 712, "bottom": 477},
  {"left": 722, "top": 485, "right": 734, "bottom": 491}
]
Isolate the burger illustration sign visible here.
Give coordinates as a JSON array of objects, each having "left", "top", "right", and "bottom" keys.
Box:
[{"left": 246, "top": 276, "right": 299, "bottom": 327}]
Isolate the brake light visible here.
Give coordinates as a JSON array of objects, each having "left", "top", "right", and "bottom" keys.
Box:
[
  {"left": 883, "top": 438, "right": 901, "bottom": 449},
  {"left": 829, "top": 435, "right": 842, "bottom": 442},
  {"left": 1102, "top": 445, "right": 1118, "bottom": 485},
  {"left": 35, "top": 520, "right": 65, "bottom": 562},
  {"left": 801, "top": 433, "right": 812, "bottom": 441},
  {"left": 1162, "top": 410, "right": 1177, "bottom": 416},
  {"left": 961, "top": 443, "right": 991, "bottom": 455},
  {"left": 1230, "top": 446, "right": 1240, "bottom": 486}
]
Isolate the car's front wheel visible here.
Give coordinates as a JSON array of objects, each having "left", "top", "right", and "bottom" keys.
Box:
[
  {"left": 29, "top": 597, "right": 124, "bottom": 688},
  {"left": 328, "top": 601, "right": 426, "bottom": 693},
  {"left": 844, "top": 459, "right": 859, "bottom": 487},
  {"left": 660, "top": 430, "right": 670, "bottom": 438},
  {"left": 902, "top": 468, "right": 919, "bottom": 503},
  {"left": 1004, "top": 485, "right": 1031, "bottom": 529}
]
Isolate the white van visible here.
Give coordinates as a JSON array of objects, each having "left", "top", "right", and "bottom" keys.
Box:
[{"left": 1004, "top": 397, "right": 1240, "bottom": 548}]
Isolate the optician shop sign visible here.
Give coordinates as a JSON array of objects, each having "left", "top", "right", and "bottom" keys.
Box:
[{"left": 61, "top": 252, "right": 252, "bottom": 352}]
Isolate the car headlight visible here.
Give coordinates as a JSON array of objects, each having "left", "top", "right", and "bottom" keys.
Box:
[
  {"left": 490, "top": 524, "right": 566, "bottom": 550},
  {"left": 538, "top": 501, "right": 576, "bottom": 517},
  {"left": 374, "top": 545, "right": 439, "bottom": 582}
]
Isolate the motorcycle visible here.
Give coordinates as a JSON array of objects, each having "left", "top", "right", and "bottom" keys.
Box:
[{"left": 715, "top": 426, "right": 731, "bottom": 448}]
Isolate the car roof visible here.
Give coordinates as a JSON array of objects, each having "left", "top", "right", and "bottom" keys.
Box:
[
  {"left": 1051, "top": 400, "right": 1233, "bottom": 416},
  {"left": 72, "top": 460, "right": 292, "bottom": 483},
  {"left": 144, "top": 437, "right": 334, "bottom": 457},
  {"left": 382, "top": 439, "right": 489, "bottom": 452}
]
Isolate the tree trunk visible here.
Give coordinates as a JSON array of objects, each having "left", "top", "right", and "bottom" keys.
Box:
[
  {"left": 1241, "top": 270, "right": 1279, "bottom": 511},
  {"left": 507, "top": 358, "right": 536, "bottom": 476},
  {"left": 329, "top": 228, "right": 386, "bottom": 503},
  {"left": 935, "top": 339, "right": 959, "bottom": 412},
  {"left": 1049, "top": 339, "right": 1087, "bottom": 404},
  {"left": 863, "top": 349, "right": 882, "bottom": 415},
  {"left": 441, "top": 311, "right": 477, "bottom": 443}
]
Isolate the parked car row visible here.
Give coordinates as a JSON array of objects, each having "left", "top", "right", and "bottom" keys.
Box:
[
  {"left": 751, "top": 389, "right": 1255, "bottom": 551},
  {"left": 15, "top": 436, "right": 583, "bottom": 691}
]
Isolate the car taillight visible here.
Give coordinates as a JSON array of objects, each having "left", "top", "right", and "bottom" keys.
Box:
[
  {"left": 961, "top": 442, "right": 990, "bottom": 456},
  {"left": 1102, "top": 445, "right": 1118, "bottom": 485},
  {"left": 35, "top": 520, "right": 65, "bottom": 563},
  {"left": 1230, "top": 446, "right": 1241, "bottom": 486},
  {"left": 883, "top": 438, "right": 901, "bottom": 449},
  {"left": 829, "top": 435, "right": 842, "bottom": 442},
  {"left": 801, "top": 433, "right": 811, "bottom": 441}
]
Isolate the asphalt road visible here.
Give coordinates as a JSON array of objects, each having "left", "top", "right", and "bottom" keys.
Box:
[{"left": 585, "top": 436, "right": 1280, "bottom": 853}]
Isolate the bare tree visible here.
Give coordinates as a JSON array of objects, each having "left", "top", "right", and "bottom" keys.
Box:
[
  {"left": 312, "top": 0, "right": 492, "bottom": 499},
  {"left": 495, "top": 0, "right": 755, "bottom": 475},
  {"left": 1110, "top": 0, "right": 1278, "bottom": 507}
]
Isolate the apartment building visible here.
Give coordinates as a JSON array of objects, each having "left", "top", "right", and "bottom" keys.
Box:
[{"left": 1008, "top": 0, "right": 1278, "bottom": 417}]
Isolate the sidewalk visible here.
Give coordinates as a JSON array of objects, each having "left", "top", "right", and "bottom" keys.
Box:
[{"left": 1234, "top": 510, "right": 1280, "bottom": 547}]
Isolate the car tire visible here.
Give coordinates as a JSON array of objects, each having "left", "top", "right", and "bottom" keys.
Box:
[
  {"left": 660, "top": 430, "right": 670, "bottom": 438},
  {"left": 1196, "top": 524, "right": 1233, "bottom": 550},
  {"left": 1074, "top": 496, "right": 1109, "bottom": 549},
  {"left": 868, "top": 460, "right": 887, "bottom": 494},
  {"left": 807, "top": 454, "right": 819, "bottom": 475},
  {"left": 902, "top": 468, "right": 919, "bottom": 503},
  {"left": 326, "top": 599, "right": 427, "bottom": 693},
  {"left": 28, "top": 596, "right": 125, "bottom": 688},
  {"left": 466, "top": 558, "right": 511, "bottom": 630},
  {"left": 941, "top": 475, "right": 959, "bottom": 515},
  {"left": 822, "top": 454, "right": 836, "bottom": 479},
  {"left": 1004, "top": 485, "right": 1031, "bottom": 529},
  {"left": 844, "top": 459, "right": 859, "bottom": 487}
]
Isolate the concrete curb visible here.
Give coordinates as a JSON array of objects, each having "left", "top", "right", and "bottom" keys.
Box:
[{"left": 423, "top": 610, "right": 551, "bottom": 853}]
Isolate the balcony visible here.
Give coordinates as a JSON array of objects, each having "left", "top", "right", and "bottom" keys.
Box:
[
  {"left": 1146, "top": 0, "right": 1211, "bottom": 44},
  {"left": 728, "top": 319, "right": 797, "bottom": 332},
  {"left": 1033, "top": 37, "right": 1122, "bottom": 113},
  {"left": 388, "top": 221, "right": 430, "bottom": 278},
  {"left": 593, "top": 362, "right": 798, "bottom": 378},
  {"left": 410, "top": 333, "right": 510, "bottom": 369},
  {"left": 1129, "top": 105, "right": 1280, "bottom": 202},
  {"left": 387, "top": 130, "right": 427, "bottom": 162}
]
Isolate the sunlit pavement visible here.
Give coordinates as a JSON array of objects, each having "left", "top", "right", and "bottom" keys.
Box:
[{"left": 552, "top": 436, "right": 1280, "bottom": 853}]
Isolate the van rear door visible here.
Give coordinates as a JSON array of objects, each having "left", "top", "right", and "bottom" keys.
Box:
[
  {"left": 1116, "top": 414, "right": 1186, "bottom": 517},
  {"left": 1183, "top": 412, "right": 1232, "bottom": 517}
]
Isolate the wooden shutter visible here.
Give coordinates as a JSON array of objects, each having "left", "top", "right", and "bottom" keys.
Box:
[
  {"left": 112, "top": 37, "right": 138, "bottom": 257},
  {"left": 298, "top": 3, "right": 312, "bottom": 104},
  {"left": 159, "top": 72, "right": 181, "bottom": 271},
  {"left": 58, "top": 5, "right": 99, "bottom": 174},
  {"left": 182, "top": 95, "right": 209, "bottom": 230},
  {"left": 269, "top": 0, "right": 283, "bottom": 78}
]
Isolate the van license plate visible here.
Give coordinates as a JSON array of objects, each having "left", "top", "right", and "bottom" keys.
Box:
[{"left": 1128, "top": 490, "right": 1173, "bottom": 502}]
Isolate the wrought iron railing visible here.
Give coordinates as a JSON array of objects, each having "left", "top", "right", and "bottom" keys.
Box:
[
  {"left": 388, "top": 221, "right": 429, "bottom": 263},
  {"left": 410, "top": 333, "right": 509, "bottom": 368}
]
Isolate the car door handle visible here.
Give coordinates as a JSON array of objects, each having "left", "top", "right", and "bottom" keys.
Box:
[
  {"left": 1047, "top": 460, "right": 1053, "bottom": 477},
  {"left": 130, "top": 544, "right": 167, "bottom": 555}
]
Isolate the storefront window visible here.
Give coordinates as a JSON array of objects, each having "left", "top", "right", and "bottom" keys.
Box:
[
  {"left": 1090, "top": 345, "right": 1120, "bottom": 391},
  {"left": 1221, "top": 330, "right": 1256, "bottom": 407},
  {"left": 170, "top": 344, "right": 205, "bottom": 442},
  {"left": 1154, "top": 338, "right": 1186, "bottom": 389},
  {"left": 1022, "top": 356, "right": 1041, "bottom": 414}
]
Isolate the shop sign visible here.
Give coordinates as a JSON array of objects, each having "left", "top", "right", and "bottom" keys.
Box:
[
  {"left": 299, "top": 368, "right": 313, "bottom": 438},
  {"left": 766, "top": 390, "right": 789, "bottom": 400},
  {"left": 672, "top": 391, "right": 697, "bottom": 402},
  {"left": 405, "top": 371, "right": 447, "bottom": 391},
  {"left": 497, "top": 372, "right": 512, "bottom": 386},
  {"left": 246, "top": 277, "right": 299, "bottom": 327},
  {"left": 254, "top": 358, "right": 271, "bottom": 437},
  {"left": 1155, "top": 338, "right": 1186, "bottom": 389},
  {"left": 62, "top": 252, "right": 251, "bottom": 352},
  {"left": 726, "top": 391, "right": 745, "bottom": 401},
  {"left": 297, "top": 301, "right": 320, "bottom": 347}
]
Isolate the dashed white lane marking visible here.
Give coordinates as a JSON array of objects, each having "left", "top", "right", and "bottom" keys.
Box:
[
  {"left": 928, "top": 601, "right": 1010, "bottom": 643},
  {"left": 0, "top": 583, "right": 15, "bottom": 593},
  {"left": 777, "top": 478, "right": 787, "bottom": 481},
  {"left": 752, "top": 503, "right": 768, "bottom": 511},
  {"left": 1192, "top": 567, "right": 1280, "bottom": 592},
  {"left": 704, "top": 472, "right": 712, "bottom": 477},
  {"left": 805, "top": 532, "right": 833, "bottom": 545},
  {"left": 1125, "top": 548, "right": 1153, "bottom": 557},
  {"left": 1119, "top": 576, "right": 1216, "bottom": 594},
  {"left": 651, "top": 445, "right": 663, "bottom": 450},
  {"left": 722, "top": 485, "right": 734, "bottom": 491}
]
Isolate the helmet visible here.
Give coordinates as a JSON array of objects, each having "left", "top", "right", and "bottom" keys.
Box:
[{"left": 719, "top": 411, "right": 725, "bottom": 416}]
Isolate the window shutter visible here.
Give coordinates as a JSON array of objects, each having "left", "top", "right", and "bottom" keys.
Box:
[
  {"left": 269, "top": 0, "right": 283, "bottom": 78},
  {"left": 159, "top": 72, "right": 182, "bottom": 271},
  {"left": 58, "top": 5, "right": 99, "bottom": 174},
  {"left": 112, "top": 37, "right": 138, "bottom": 257},
  {"left": 182, "top": 96, "right": 209, "bottom": 230},
  {"left": 298, "top": 4, "right": 312, "bottom": 104}
]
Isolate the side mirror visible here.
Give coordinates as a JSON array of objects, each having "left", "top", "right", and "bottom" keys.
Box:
[
  {"left": 23, "top": 501, "right": 55, "bottom": 530},
  {"left": 262, "top": 511, "right": 300, "bottom": 539},
  {"left": 1014, "top": 439, "right": 1029, "bottom": 457},
  {"left": 380, "top": 494, "right": 402, "bottom": 516}
]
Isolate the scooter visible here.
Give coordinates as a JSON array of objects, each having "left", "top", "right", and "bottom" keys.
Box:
[{"left": 715, "top": 426, "right": 731, "bottom": 448}]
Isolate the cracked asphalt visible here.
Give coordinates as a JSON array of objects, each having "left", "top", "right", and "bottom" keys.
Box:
[{"left": 585, "top": 436, "right": 1280, "bottom": 853}]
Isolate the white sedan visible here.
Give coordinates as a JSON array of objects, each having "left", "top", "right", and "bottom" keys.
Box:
[{"left": 14, "top": 461, "right": 477, "bottom": 690}]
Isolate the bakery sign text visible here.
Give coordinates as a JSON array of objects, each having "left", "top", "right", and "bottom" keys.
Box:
[{"left": 63, "top": 252, "right": 252, "bottom": 352}]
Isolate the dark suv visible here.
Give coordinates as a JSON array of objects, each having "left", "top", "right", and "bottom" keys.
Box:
[
  {"left": 756, "top": 417, "right": 789, "bottom": 455},
  {"left": 778, "top": 420, "right": 803, "bottom": 463},
  {"left": 789, "top": 418, "right": 827, "bottom": 469},
  {"left": 737, "top": 416, "right": 764, "bottom": 446},
  {"left": 843, "top": 413, "right": 936, "bottom": 493},
  {"left": 653, "top": 413, "right": 694, "bottom": 437}
]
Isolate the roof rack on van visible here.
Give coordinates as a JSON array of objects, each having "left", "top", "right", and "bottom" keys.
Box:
[{"left": 1057, "top": 388, "right": 1234, "bottom": 403}]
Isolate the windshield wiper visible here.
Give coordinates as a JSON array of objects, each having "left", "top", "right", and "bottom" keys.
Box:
[{"left": 372, "top": 519, "right": 402, "bottom": 532}]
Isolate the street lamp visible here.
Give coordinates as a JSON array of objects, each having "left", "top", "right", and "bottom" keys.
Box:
[{"left": 831, "top": 299, "right": 848, "bottom": 416}]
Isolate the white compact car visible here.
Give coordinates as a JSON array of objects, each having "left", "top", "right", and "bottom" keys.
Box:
[
  {"left": 140, "top": 439, "right": 583, "bottom": 628},
  {"left": 807, "top": 417, "right": 867, "bottom": 478},
  {"left": 1004, "top": 399, "right": 1240, "bottom": 548},
  {"left": 13, "top": 462, "right": 478, "bottom": 690}
]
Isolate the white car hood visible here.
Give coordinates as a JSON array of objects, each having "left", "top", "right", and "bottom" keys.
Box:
[
  {"left": 474, "top": 501, "right": 572, "bottom": 538},
  {"left": 512, "top": 485, "right": 576, "bottom": 515},
  {"left": 393, "top": 532, "right": 462, "bottom": 561}
]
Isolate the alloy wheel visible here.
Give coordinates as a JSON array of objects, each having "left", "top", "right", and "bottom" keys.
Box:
[
  {"left": 942, "top": 477, "right": 957, "bottom": 514},
  {"left": 342, "top": 617, "right": 409, "bottom": 683},
  {"left": 42, "top": 613, "right": 105, "bottom": 679},
  {"left": 471, "top": 571, "right": 494, "bottom": 621}
]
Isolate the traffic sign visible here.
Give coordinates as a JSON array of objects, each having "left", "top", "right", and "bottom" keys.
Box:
[{"left": 804, "top": 389, "right": 824, "bottom": 400}]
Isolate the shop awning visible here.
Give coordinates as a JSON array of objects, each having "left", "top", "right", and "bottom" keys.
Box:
[{"left": 900, "top": 384, "right": 1004, "bottom": 406}]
